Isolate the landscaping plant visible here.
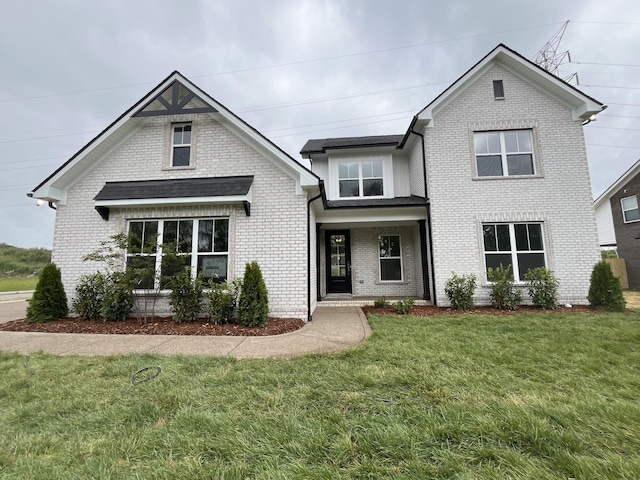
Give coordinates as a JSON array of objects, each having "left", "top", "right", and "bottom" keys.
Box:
[
  {"left": 101, "top": 272, "right": 134, "bottom": 322},
  {"left": 237, "top": 261, "right": 269, "bottom": 327},
  {"left": 373, "top": 297, "right": 389, "bottom": 308},
  {"left": 206, "top": 278, "right": 241, "bottom": 324},
  {"left": 26, "top": 262, "right": 68, "bottom": 323},
  {"left": 168, "top": 269, "right": 204, "bottom": 323},
  {"left": 588, "top": 260, "right": 626, "bottom": 312},
  {"left": 487, "top": 264, "right": 521, "bottom": 310},
  {"left": 392, "top": 298, "right": 414, "bottom": 314},
  {"left": 72, "top": 272, "right": 106, "bottom": 320},
  {"left": 524, "top": 266, "right": 559, "bottom": 309},
  {"left": 444, "top": 272, "right": 476, "bottom": 310}
]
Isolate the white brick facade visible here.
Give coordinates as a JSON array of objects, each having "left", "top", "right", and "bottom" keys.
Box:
[
  {"left": 419, "top": 64, "right": 600, "bottom": 305},
  {"left": 52, "top": 113, "right": 310, "bottom": 318}
]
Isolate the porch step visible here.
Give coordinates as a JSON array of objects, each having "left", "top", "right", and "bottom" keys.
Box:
[{"left": 320, "top": 296, "right": 432, "bottom": 307}]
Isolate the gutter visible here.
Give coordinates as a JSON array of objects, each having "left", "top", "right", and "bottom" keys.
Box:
[
  {"left": 307, "top": 188, "right": 323, "bottom": 322},
  {"left": 409, "top": 128, "right": 437, "bottom": 306}
]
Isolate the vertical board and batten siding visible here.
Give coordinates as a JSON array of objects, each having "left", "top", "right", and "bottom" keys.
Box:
[
  {"left": 52, "top": 113, "right": 309, "bottom": 318},
  {"left": 421, "top": 63, "right": 600, "bottom": 305},
  {"left": 595, "top": 201, "right": 616, "bottom": 247}
]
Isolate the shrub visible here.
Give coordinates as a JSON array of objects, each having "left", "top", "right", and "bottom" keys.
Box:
[
  {"left": 102, "top": 272, "right": 134, "bottom": 321},
  {"left": 392, "top": 298, "right": 414, "bottom": 315},
  {"left": 26, "top": 263, "right": 68, "bottom": 323},
  {"left": 524, "top": 267, "right": 559, "bottom": 310},
  {"left": 487, "top": 264, "right": 521, "bottom": 310},
  {"left": 72, "top": 272, "right": 106, "bottom": 320},
  {"left": 588, "top": 261, "right": 626, "bottom": 312},
  {"left": 237, "top": 262, "right": 269, "bottom": 327},
  {"left": 207, "top": 279, "right": 241, "bottom": 324},
  {"left": 373, "top": 297, "right": 389, "bottom": 308},
  {"left": 444, "top": 273, "right": 476, "bottom": 310},
  {"left": 168, "top": 269, "right": 204, "bottom": 323}
]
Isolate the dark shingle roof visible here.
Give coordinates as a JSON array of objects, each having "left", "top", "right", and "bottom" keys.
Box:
[
  {"left": 94, "top": 176, "right": 253, "bottom": 201},
  {"left": 326, "top": 196, "right": 426, "bottom": 209},
  {"left": 300, "top": 135, "right": 405, "bottom": 155}
]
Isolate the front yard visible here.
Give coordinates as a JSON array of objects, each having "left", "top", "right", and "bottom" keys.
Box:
[{"left": 1, "top": 310, "right": 639, "bottom": 479}]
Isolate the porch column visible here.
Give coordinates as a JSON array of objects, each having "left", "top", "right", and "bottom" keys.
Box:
[{"left": 418, "top": 219, "right": 431, "bottom": 300}]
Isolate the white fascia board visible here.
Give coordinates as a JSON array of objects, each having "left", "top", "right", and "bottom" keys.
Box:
[
  {"left": 30, "top": 185, "right": 67, "bottom": 204},
  {"left": 317, "top": 206, "right": 426, "bottom": 224},
  {"left": 95, "top": 194, "right": 250, "bottom": 208}
]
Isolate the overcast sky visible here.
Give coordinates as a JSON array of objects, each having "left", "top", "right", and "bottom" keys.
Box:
[{"left": 1, "top": 0, "right": 639, "bottom": 249}]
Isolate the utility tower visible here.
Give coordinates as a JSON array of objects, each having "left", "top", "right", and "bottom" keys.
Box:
[{"left": 533, "top": 20, "right": 577, "bottom": 83}]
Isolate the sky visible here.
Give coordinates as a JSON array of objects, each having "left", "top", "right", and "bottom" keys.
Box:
[{"left": 1, "top": 0, "right": 639, "bottom": 249}]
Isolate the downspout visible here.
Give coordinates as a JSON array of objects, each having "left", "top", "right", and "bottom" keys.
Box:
[
  {"left": 307, "top": 191, "right": 322, "bottom": 322},
  {"left": 410, "top": 127, "right": 437, "bottom": 306}
]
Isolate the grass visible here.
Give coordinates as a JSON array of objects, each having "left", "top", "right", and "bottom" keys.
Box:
[
  {"left": 0, "top": 243, "right": 51, "bottom": 277},
  {"left": 1, "top": 311, "right": 639, "bottom": 478},
  {"left": 0, "top": 276, "right": 38, "bottom": 292}
]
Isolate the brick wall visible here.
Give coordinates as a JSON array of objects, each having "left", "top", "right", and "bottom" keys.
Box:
[
  {"left": 52, "top": 113, "right": 309, "bottom": 319},
  {"left": 419, "top": 64, "right": 600, "bottom": 306}
]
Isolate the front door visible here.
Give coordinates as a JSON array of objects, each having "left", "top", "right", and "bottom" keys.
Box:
[{"left": 326, "top": 230, "right": 352, "bottom": 294}]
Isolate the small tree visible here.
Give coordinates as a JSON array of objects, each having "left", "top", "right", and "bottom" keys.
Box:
[
  {"left": 588, "top": 261, "right": 626, "bottom": 312},
  {"left": 487, "top": 264, "right": 521, "bottom": 310},
  {"left": 524, "top": 267, "right": 559, "bottom": 310},
  {"left": 102, "top": 272, "right": 134, "bottom": 321},
  {"left": 444, "top": 273, "right": 476, "bottom": 310},
  {"left": 72, "top": 272, "right": 106, "bottom": 320},
  {"left": 26, "top": 263, "right": 68, "bottom": 323},
  {"left": 237, "top": 262, "right": 269, "bottom": 327}
]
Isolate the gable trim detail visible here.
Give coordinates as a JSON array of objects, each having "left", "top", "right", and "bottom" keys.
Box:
[{"left": 133, "top": 80, "right": 218, "bottom": 117}]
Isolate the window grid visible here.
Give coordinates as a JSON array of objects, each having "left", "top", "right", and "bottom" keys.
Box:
[
  {"left": 474, "top": 130, "right": 534, "bottom": 177},
  {"left": 378, "top": 234, "right": 403, "bottom": 282},
  {"left": 483, "top": 223, "right": 545, "bottom": 282},
  {"left": 338, "top": 159, "right": 384, "bottom": 198},
  {"left": 621, "top": 195, "right": 640, "bottom": 223},
  {"left": 171, "top": 123, "right": 192, "bottom": 167},
  {"left": 126, "top": 218, "right": 228, "bottom": 290}
]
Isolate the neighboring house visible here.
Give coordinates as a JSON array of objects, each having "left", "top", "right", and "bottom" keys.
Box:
[
  {"left": 30, "top": 44, "right": 604, "bottom": 318},
  {"left": 594, "top": 159, "right": 640, "bottom": 288}
]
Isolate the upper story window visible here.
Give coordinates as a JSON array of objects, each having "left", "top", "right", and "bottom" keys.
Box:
[
  {"left": 493, "top": 80, "right": 504, "bottom": 99},
  {"left": 474, "top": 130, "right": 534, "bottom": 177},
  {"left": 621, "top": 195, "right": 640, "bottom": 223},
  {"left": 171, "top": 123, "right": 192, "bottom": 167},
  {"left": 338, "top": 159, "right": 384, "bottom": 198}
]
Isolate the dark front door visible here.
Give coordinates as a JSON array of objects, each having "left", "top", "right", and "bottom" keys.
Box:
[{"left": 326, "top": 230, "right": 352, "bottom": 294}]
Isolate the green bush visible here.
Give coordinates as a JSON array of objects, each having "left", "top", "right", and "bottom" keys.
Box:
[
  {"left": 487, "top": 264, "right": 522, "bottom": 311},
  {"left": 444, "top": 273, "right": 476, "bottom": 310},
  {"left": 168, "top": 269, "right": 204, "bottom": 323},
  {"left": 207, "top": 279, "right": 241, "bottom": 324},
  {"left": 588, "top": 261, "right": 626, "bottom": 312},
  {"left": 392, "top": 298, "right": 414, "bottom": 315},
  {"left": 524, "top": 267, "right": 559, "bottom": 310},
  {"left": 373, "top": 297, "right": 389, "bottom": 308},
  {"left": 237, "top": 262, "right": 269, "bottom": 327},
  {"left": 72, "top": 273, "right": 106, "bottom": 320},
  {"left": 102, "top": 272, "right": 134, "bottom": 322},
  {"left": 26, "top": 263, "right": 68, "bottom": 323}
]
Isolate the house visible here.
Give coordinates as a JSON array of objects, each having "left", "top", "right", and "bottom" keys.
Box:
[
  {"left": 594, "top": 158, "right": 640, "bottom": 288},
  {"left": 30, "top": 44, "right": 605, "bottom": 319}
]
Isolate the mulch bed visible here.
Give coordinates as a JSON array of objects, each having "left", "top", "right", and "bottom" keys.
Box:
[
  {"left": 0, "top": 316, "right": 305, "bottom": 336},
  {"left": 361, "top": 304, "right": 594, "bottom": 316}
]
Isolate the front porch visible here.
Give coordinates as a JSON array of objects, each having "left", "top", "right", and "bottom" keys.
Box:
[{"left": 320, "top": 295, "right": 432, "bottom": 307}]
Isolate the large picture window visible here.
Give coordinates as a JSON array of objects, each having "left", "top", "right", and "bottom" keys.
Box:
[
  {"left": 379, "top": 234, "right": 402, "bottom": 281},
  {"left": 126, "top": 218, "right": 229, "bottom": 289},
  {"left": 483, "top": 223, "right": 545, "bottom": 282},
  {"left": 474, "top": 130, "right": 534, "bottom": 177},
  {"left": 339, "top": 159, "right": 384, "bottom": 198},
  {"left": 621, "top": 195, "right": 640, "bottom": 223}
]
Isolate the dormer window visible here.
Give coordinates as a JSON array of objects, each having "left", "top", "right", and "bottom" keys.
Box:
[
  {"left": 338, "top": 159, "right": 384, "bottom": 198},
  {"left": 172, "top": 123, "right": 192, "bottom": 167}
]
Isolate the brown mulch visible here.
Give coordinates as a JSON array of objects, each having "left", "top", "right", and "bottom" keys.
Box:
[
  {"left": 361, "top": 304, "right": 594, "bottom": 316},
  {"left": 0, "top": 316, "right": 305, "bottom": 336}
]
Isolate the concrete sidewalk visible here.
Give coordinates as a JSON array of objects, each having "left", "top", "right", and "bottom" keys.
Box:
[{"left": 0, "top": 301, "right": 371, "bottom": 358}]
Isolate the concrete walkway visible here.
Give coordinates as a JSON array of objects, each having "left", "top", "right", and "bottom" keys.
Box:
[{"left": 0, "top": 300, "right": 371, "bottom": 358}]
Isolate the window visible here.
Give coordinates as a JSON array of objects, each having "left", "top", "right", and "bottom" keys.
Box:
[
  {"left": 379, "top": 235, "right": 402, "bottom": 281},
  {"left": 126, "top": 218, "right": 229, "bottom": 289},
  {"left": 474, "top": 130, "right": 534, "bottom": 177},
  {"left": 339, "top": 159, "right": 384, "bottom": 198},
  {"left": 483, "top": 223, "right": 545, "bottom": 282},
  {"left": 493, "top": 80, "right": 504, "bottom": 99},
  {"left": 621, "top": 196, "right": 640, "bottom": 223},
  {"left": 171, "top": 123, "right": 192, "bottom": 167}
]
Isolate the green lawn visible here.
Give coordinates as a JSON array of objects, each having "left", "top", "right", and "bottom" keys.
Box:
[
  {"left": 0, "top": 276, "right": 38, "bottom": 292},
  {"left": 1, "top": 311, "right": 639, "bottom": 479}
]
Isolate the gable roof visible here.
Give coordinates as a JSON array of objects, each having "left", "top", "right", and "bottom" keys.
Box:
[
  {"left": 300, "top": 134, "right": 404, "bottom": 156},
  {"left": 594, "top": 158, "right": 640, "bottom": 208},
  {"left": 407, "top": 43, "right": 605, "bottom": 135},
  {"left": 29, "top": 71, "right": 318, "bottom": 204}
]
